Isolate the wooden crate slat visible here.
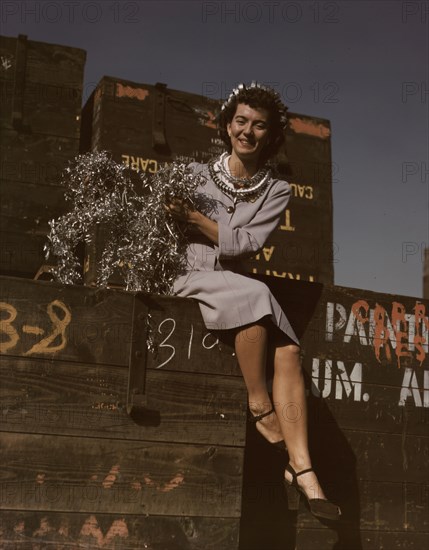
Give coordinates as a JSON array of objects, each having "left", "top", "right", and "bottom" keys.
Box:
[
  {"left": 0, "top": 277, "right": 241, "bottom": 376},
  {"left": 0, "top": 35, "right": 85, "bottom": 138},
  {"left": 307, "top": 381, "right": 428, "bottom": 436},
  {"left": 0, "top": 510, "right": 239, "bottom": 550},
  {"left": 0, "top": 130, "right": 79, "bottom": 187},
  {"left": 0, "top": 36, "right": 86, "bottom": 85},
  {"left": 0, "top": 277, "right": 134, "bottom": 367},
  {"left": 0, "top": 233, "right": 48, "bottom": 278},
  {"left": 1, "top": 355, "right": 427, "bottom": 439},
  {"left": 1, "top": 79, "right": 83, "bottom": 137},
  {"left": 1, "top": 275, "right": 427, "bottom": 380},
  {"left": 0, "top": 356, "right": 246, "bottom": 446},
  {"left": 292, "top": 528, "right": 429, "bottom": 550},
  {"left": 1, "top": 432, "right": 243, "bottom": 518},
  {"left": 0, "top": 180, "right": 68, "bottom": 233}
]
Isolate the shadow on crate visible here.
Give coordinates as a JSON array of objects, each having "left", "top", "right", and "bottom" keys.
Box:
[{"left": 239, "top": 376, "right": 362, "bottom": 550}]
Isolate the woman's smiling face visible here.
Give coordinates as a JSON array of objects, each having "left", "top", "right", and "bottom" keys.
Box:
[{"left": 227, "top": 103, "right": 271, "bottom": 164}]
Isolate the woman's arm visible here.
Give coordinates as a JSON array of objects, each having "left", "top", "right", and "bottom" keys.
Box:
[
  {"left": 165, "top": 178, "right": 290, "bottom": 257},
  {"left": 217, "top": 181, "right": 291, "bottom": 259},
  {"left": 165, "top": 198, "right": 219, "bottom": 245}
]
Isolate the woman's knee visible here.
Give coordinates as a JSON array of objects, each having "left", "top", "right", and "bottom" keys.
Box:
[{"left": 274, "top": 343, "right": 302, "bottom": 370}]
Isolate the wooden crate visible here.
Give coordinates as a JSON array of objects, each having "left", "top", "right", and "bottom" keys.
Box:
[
  {"left": 1, "top": 275, "right": 428, "bottom": 548},
  {"left": 0, "top": 275, "right": 247, "bottom": 549},
  {"left": 0, "top": 34, "right": 86, "bottom": 278},
  {"left": 80, "top": 78, "right": 334, "bottom": 287}
]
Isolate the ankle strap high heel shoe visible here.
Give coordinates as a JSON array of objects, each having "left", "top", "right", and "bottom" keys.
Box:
[
  {"left": 283, "top": 463, "right": 341, "bottom": 521},
  {"left": 247, "top": 406, "right": 287, "bottom": 453}
]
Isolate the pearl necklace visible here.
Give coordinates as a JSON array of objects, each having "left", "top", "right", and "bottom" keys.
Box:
[{"left": 208, "top": 153, "right": 271, "bottom": 202}]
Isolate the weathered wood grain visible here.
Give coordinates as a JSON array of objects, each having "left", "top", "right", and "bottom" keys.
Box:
[
  {"left": 0, "top": 130, "right": 79, "bottom": 187},
  {"left": 0, "top": 510, "right": 239, "bottom": 549},
  {"left": 0, "top": 35, "right": 85, "bottom": 138},
  {"left": 0, "top": 356, "right": 247, "bottom": 446},
  {"left": 1, "top": 432, "right": 243, "bottom": 517},
  {"left": 0, "top": 34, "right": 85, "bottom": 276},
  {"left": 0, "top": 276, "right": 135, "bottom": 367},
  {"left": 81, "top": 77, "right": 220, "bottom": 165},
  {"left": 0, "top": 233, "right": 47, "bottom": 278},
  {"left": 0, "top": 180, "right": 68, "bottom": 233},
  {"left": 0, "top": 277, "right": 241, "bottom": 376},
  {"left": 1, "top": 355, "right": 427, "bottom": 439},
  {"left": 294, "top": 528, "right": 429, "bottom": 550},
  {"left": 306, "top": 383, "right": 428, "bottom": 436},
  {"left": 0, "top": 36, "right": 86, "bottom": 87},
  {"left": 1, "top": 78, "right": 82, "bottom": 137}
]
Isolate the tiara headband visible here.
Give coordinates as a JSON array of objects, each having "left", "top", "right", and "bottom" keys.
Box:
[{"left": 220, "top": 81, "right": 288, "bottom": 130}]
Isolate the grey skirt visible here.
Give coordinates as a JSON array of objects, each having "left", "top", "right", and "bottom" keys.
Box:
[{"left": 173, "top": 269, "right": 300, "bottom": 346}]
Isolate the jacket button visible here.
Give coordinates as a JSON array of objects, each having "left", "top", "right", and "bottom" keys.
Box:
[{"left": 227, "top": 206, "right": 234, "bottom": 214}]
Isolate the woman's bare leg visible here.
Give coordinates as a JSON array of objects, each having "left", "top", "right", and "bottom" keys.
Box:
[
  {"left": 273, "top": 342, "right": 327, "bottom": 500},
  {"left": 234, "top": 321, "right": 330, "bottom": 500},
  {"left": 234, "top": 322, "right": 283, "bottom": 444}
]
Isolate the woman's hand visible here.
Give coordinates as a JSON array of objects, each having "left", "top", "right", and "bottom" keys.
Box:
[
  {"left": 164, "top": 197, "right": 194, "bottom": 222},
  {"left": 164, "top": 196, "right": 219, "bottom": 245}
]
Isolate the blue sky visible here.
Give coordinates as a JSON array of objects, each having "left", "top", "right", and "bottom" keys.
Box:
[{"left": 2, "top": 0, "right": 428, "bottom": 298}]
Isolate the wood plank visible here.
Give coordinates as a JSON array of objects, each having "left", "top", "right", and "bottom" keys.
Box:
[
  {"left": 307, "top": 429, "right": 428, "bottom": 485},
  {"left": 294, "top": 528, "right": 429, "bottom": 550},
  {"left": 0, "top": 180, "right": 68, "bottom": 233},
  {"left": 307, "top": 382, "right": 429, "bottom": 437},
  {"left": 0, "top": 432, "right": 243, "bottom": 517},
  {"left": 0, "top": 277, "right": 241, "bottom": 376},
  {"left": 0, "top": 35, "right": 86, "bottom": 87},
  {"left": 0, "top": 36, "right": 85, "bottom": 138},
  {"left": 0, "top": 356, "right": 247, "bottom": 446},
  {"left": 1, "top": 354, "right": 426, "bottom": 438},
  {"left": 0, "top": 511, "right": 239, "bottom": 549},
  {"left": 0, "top": 233, "right": 47, "bottom": 278},
  {"left": 0, "top": 130, "right": 79, "bottom": 187},
  {"left": 241, "top": 476, "right": 429, "bottom": 549},
  {"left": 1, "top": 78, "right": 82, "bottom": 137},
  {"left": 0, "top": 276, "right": 135, "bottom": 367},
  {"left": 285, "top": 133, "right": 333, "bottom": 187}
]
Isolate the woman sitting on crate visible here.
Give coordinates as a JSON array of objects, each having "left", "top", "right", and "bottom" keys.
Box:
[{"left": 165, "top": 82, "right": 341, "bottom": 521}]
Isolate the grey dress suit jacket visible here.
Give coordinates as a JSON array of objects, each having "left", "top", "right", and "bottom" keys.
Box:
[{"left": 173, "top": 161, "right": 300, "bottom": 345}]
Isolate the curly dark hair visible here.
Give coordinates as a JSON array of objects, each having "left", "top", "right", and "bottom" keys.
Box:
[{"left": 217, "top": 85, "right": 288, "bottom": 164}]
